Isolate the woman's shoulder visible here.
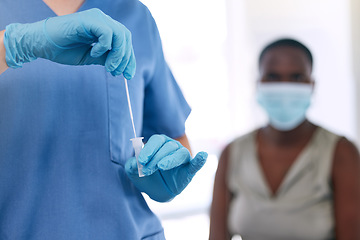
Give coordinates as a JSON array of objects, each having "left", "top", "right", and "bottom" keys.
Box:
[
  {"left": 316, "top": 125, "right": 343, "bottom": 139},
  {"left": 220, "top": 128, "right": 259, "bottom": 164},
  {"left": 228, "top": 129, "right": 259, "bottom": 148}
]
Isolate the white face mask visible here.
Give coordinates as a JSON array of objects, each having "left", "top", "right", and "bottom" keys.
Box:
[{"left": 256, "top": 82, "right": 313, "bottom": 131}]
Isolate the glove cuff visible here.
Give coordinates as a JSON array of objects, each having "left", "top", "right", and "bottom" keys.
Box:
[
  {"left": 4, "top": 20, "right": 62, "bottom": 68},
  {"left": 4, "top": 22, "right": 41, "bottom": 68}
]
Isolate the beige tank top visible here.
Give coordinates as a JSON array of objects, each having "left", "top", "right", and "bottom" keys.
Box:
[{"left": 227, "top": 127, "right": 340, "bottom": 240}]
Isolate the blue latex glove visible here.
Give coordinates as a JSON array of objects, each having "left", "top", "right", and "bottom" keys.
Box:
[
  {"left": 3, "top": 8, "right": 135, "bottom": 78},
  {"left": 125, "top": 134, "right": 208, "bottom": 202}
]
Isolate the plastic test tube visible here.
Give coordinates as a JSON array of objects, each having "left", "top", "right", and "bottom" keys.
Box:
[{"left": 130, "top": 137, "right": 145, "bottom": 177}]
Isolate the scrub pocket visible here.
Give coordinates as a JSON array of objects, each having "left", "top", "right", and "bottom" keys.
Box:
[
  {"left": 106, "top": 74, "right": 133, "bottom": 165},
  {"left": 106, "top": 73, "right": 144, "bottom": 165}
]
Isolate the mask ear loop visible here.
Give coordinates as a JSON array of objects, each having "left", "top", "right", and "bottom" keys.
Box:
[
  {"left": 254, "top": 79, "right": 262, "bottom": 104},
  {"left": 308, "top": 79, "right": 316, "bottom": 113},
  {"left": 309, "top": 78, "right": 316, "bottom": 94}
]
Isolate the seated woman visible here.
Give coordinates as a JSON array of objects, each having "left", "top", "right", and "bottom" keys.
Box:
[{"left": 209, "top": 38, "right": 360, "bottom": 240}]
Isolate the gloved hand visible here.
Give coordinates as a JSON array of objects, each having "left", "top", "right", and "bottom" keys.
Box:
[
  {"left": 3, "top": 8, "right": 135, "bottom": 78},
  {"left": 125, "top": 134, "right": 208, "bottom": 202}
]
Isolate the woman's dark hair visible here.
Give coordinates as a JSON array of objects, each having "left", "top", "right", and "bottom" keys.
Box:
[{"left": 258, "top": 38, "right": 313, "bottom": 68}]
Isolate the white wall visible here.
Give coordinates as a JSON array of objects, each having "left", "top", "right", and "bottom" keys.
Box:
[{"left": 350, "top": 0, "right": 360, "bottom": 147}]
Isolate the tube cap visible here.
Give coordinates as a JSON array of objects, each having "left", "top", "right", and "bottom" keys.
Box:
[{"left": 130, "top": 137, "right": 145, "bottom": 177}]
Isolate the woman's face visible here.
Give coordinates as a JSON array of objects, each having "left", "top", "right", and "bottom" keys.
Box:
[{"left": 259, "top": 46, "right": 313, "bottom": 84}]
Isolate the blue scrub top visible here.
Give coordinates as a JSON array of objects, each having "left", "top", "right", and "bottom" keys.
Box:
[{"left": 0, "top": 0, "right": 191, "bottom": 239}]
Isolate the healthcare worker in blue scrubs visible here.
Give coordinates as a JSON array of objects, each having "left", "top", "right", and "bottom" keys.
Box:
[{"left": 0, "top": 1, "right": 207, "bottom": 239}]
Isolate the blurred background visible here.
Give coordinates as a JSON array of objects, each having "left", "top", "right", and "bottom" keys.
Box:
[{"left": 140, "top": 0, "right": 360, "bottom": 239}]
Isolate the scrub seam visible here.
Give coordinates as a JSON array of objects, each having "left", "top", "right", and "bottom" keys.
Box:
[{"left": 105, "top": 72, "right": 114, "bottom": 162}]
